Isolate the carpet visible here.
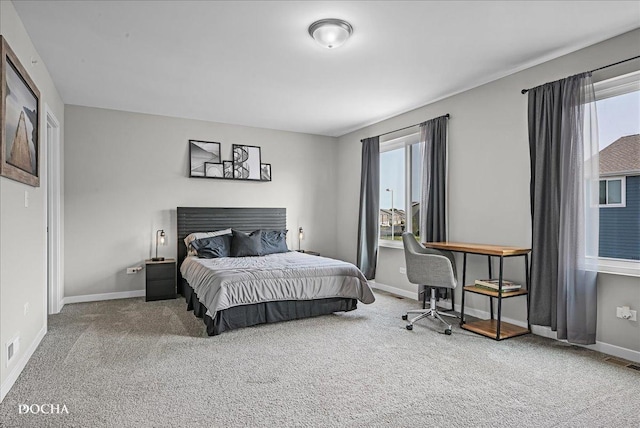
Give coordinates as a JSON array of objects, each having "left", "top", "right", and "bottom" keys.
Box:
[{"left": 0, "top": 291, "right": 638, "bottom": 427}]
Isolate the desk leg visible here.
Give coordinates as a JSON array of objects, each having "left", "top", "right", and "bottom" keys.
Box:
[
  {"left": 496, "top": 256, "right": 504, "bottom": 340},
  {"left": 422, "top": 285, "right": 427, "bottom": 309},
  {"left": 525, "top": 253, "right": 530, "bottom": 332},
  {"left": 488, "top": 256, "right": 494, "bottom": 320},
  {"left": 460, "top": 253, "right": 467, "bottom": 326},
  {"left": 450, "top": 287, "right": 455, "bottom": 313}
]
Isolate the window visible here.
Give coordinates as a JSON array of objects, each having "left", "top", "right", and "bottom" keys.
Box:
[
  {"left": 379, "top": 132, "right": 421, "bottom": 246},
  {"left": 592, "top": 70, "right": 640, "bottom": 272},
  {"left": 598, "top": 177, "right": 625, "bottom": 207}
]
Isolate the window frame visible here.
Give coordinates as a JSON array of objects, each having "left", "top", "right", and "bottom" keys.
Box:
[
  {"left": 592, "top": 69, "right": 640, "bottom": 276},
  {"left": 378, "top": 131, "right": 420, "bottom": 249},
  {"left": 589, "top": 256, "right": 640, "bottom": 277},
  {"left": 598, "top": 176, "right": 626, "bottom": 208}
]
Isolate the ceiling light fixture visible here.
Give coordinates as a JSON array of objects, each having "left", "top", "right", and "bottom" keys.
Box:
[{"left": 308, "top": 18, "right": 353, "bottom": 49}]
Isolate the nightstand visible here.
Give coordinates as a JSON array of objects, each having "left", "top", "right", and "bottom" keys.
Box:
[
  {"left": 297, "top": 250, "right": 320, "bottom": 256},
  {"left": 145, "top": 258, "right": 176, "bottom": 301}
]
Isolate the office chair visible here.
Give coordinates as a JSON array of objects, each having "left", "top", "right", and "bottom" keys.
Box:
[{"left": 401, "top": 232, "right": 458, "bottom": 335}]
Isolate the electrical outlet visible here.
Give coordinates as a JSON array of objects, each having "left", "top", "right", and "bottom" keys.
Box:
[
  {"left": 616, "top": 306, "right": 637, "bottom": 321},
  {"left": 399, "top": 267, "right": 406, "bottom": 274},
  {"left": 126, "top": 266, "right": 142, "bottom": 274},
  {"left": 6, "top": 335, "right": 19, "bottom": 367}
]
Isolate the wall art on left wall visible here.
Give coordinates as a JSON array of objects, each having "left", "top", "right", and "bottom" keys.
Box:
[{"left": 0, "top": 36, "right": 41, "bottom": 187}]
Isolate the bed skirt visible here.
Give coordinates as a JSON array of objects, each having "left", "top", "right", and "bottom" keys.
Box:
[{"left": 182, "top": 281, "right": 358, "bottom": 336}]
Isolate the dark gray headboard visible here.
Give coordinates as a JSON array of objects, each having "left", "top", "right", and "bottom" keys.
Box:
[{"left": 176, "top": 207, "right": 287, "bottom": 293}]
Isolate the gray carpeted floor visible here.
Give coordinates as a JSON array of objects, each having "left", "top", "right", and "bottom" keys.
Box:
[{"left": 1, "top": 291, "right": 638, "bottom": 428}]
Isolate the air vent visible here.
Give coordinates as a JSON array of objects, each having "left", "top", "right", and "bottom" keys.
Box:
[{"left": 604, "top": 357, "right": 640, "bottom": 371}]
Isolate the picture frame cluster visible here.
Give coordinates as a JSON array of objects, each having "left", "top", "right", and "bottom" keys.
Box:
[{"left": 189, "top": 140, "right": 271, "bottom": 182}]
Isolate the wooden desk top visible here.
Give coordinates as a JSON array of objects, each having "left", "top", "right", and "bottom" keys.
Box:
[{"left": 423, "top": 242, "right": 531, "bottom": 256}]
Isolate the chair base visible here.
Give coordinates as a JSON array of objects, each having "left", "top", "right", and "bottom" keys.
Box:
[{"left": 403, "top": 288, "right": 457, "bottom": 334}]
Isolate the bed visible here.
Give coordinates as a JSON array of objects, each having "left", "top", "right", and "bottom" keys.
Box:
[{"left": 177, "top": 207, "right": 375, "bottom": 335}]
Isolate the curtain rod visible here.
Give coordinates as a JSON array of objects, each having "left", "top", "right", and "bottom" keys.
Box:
[
  {"left": 520, "top": 55, "right": 640, "bottom": 94},
  {"left": 361, "top": 114, "right": 450, "bottom": 142}
]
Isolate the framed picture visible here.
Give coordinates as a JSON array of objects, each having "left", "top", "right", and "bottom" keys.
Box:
[
  {"left": 223, "top": 161, "right": 233, "bottom": 178},
  {"left": 232, "top": 144, "right": 262, "bottom": 180},
  {"left": 0, "top": 36, "right": 41, "bottom": 187},
  {"left": 261, "top": 163, "right": 272, "bottom": 181},
  {"left": 204, "top": 162, "right": 223, "bottom": 178},
  {"left": 189, "top": 140, "right": 220, "bottom": 177}
]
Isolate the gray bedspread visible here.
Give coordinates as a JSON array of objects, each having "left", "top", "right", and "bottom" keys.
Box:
[{"left": 180, "top": 251, "right": 375, "bottom": 317}]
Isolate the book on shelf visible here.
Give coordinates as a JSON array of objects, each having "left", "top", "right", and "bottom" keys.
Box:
[
  {"left": 474, "top": 278, "right": 522, "bottom": 291},
  {"left": 472, "top": 284, "right": 524, "bottom": 294}
]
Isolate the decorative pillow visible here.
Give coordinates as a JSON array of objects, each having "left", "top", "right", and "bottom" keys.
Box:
[
  {"left": 190, "top": 235, "right": 232, "bottom": 259},
  {"left": 184, "top": 228, "right": 232, "bottom": 255},
  {"left": 230, "top": 229, "right": 263, "bottom": 257},
  {"left": 260, "top": 229, "right": 289, "bottom": 255}
]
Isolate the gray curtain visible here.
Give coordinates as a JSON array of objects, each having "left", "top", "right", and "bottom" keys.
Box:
[
  {"left": 357, "top": 137, "right": 380, "bottom": 280},
  {"left": 419, "top": 116, "right": 448, "bottom": 242},
  {"left": 528, "top": 72, "right": 599, "bottom": 345}
]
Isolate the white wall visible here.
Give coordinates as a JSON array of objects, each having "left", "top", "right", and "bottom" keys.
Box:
[
  {"left": 336, "top": 29, "right": 640, "bottom": 353},
  {"left": 0, "top": 0, "right": 65, "bottom": 399},
  {"left": 63, "top": 105, "right": 338, "bottom": 298}
]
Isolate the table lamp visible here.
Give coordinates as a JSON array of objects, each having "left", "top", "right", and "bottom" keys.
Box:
[
  {"left": 152, "top": 229, "right": 166, "bottom": 261},
  {"left": 298, "top": 227, "right": 304, "bottom": 252}
]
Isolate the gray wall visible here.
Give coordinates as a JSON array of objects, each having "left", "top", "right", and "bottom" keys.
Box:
[
  {"left": 336, "top": 29, "right": 640, "bottom": 353},
  {"left": 597, "top": 274, "right": 640, "bottom": 351},
  {"left": 0, "top": 0, "right": 65, "bottom": 389},
  {"left": 64, "top": 106, "right": 338, "bottom": 297}
]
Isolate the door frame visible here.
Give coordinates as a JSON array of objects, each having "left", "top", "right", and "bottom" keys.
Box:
[{"left": 45, "top": 104, "right": 62, "bottom": 314}]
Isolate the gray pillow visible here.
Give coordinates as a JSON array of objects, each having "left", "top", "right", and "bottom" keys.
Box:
[
  {"left": 260, "top": 229, "right": 289, "bottom": 255},
  {"left": 191, "top": 235, "right": 231, "bottom": 258},
  {"left": 184, "top": 228, "right": 232, "bottom": 256},
  {"left": 230, "top": 229, "right": 262, "bottom": 257}
]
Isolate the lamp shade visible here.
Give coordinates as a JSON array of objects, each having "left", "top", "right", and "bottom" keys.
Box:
[{"left": 308, "top": 19, "right": 353, "bottom": 49}]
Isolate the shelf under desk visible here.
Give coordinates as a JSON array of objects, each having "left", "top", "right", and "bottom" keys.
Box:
[
  {"left": 463, "top": 285, "right": 528, "bottom": 298},
  {"left": 461, "top": 319, "right": 530, "bottom": 340}
]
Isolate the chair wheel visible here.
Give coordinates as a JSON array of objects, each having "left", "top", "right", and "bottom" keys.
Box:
[
  {"left": 406, "top": 324, "right": 413, "bottom": 330},
  {"left": 401, "top": 314, "right": 408, "bottom": 320},
  {"left": 444, "top": 329, "right": 452, "bottom": 335}
]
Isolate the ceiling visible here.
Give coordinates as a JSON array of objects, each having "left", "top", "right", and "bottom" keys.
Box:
[{"left": 13, "top": 1, "right": 640, "bottom": 137}]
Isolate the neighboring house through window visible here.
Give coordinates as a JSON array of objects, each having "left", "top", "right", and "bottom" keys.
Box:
[
  {"left": 379, "top": 131, "right": 421, "bottom": 246},
  {"left": 594, "top": 70, "right": 640, "bottom": 271}
]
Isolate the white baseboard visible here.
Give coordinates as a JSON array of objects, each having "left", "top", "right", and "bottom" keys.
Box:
[
  {"left": 531, "top": 325, "right": 640, "bottom": 363},
  {"left": 370, "top": 281, "right": 417, "bottom": 300},
  {"left": 61, "top": 290, "right": 145, "bottom": 307},
  {"left": 371, "top": 281, "right": 456, "bottom": 310},
  {"left": 374, "top": 281, "right": 638, "bottom": 363},
  {"left": 1, "top": 325, "right": 47, "bottom": 403}
]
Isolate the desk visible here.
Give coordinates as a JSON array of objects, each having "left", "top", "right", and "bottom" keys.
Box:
[{"left": 424, "top": 242, "right": 531, "bottom": 340}]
